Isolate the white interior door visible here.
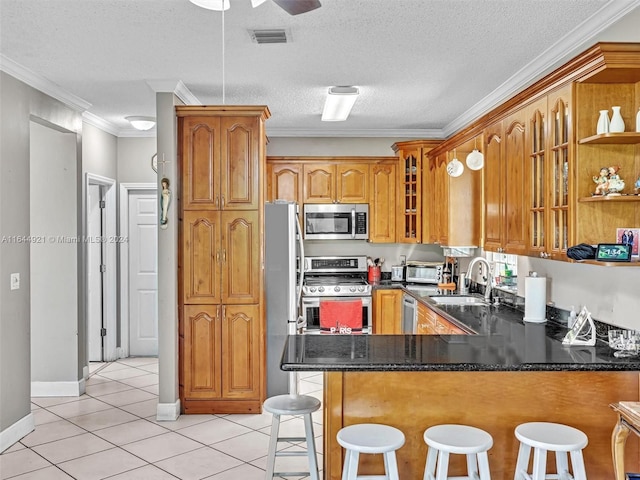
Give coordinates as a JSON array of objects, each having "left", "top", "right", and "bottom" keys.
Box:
[
  {"left": 128, "top": 192, "right": 158, "bottom": 356},
  {"left": 88, "top": 184, "right": 104, "bottom": 362}
]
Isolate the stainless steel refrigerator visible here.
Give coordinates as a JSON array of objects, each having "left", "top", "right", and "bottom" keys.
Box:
[{"left": 265, "top": 201, "right": 304, "bottom": 396}]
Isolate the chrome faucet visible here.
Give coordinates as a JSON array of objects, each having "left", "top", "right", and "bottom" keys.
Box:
[{"left": 466, "top": 257, "right": 493, "bottom": 302}]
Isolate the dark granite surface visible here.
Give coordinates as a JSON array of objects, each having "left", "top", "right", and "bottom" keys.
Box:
[{"left": 282, "top": 285, "right": 640, "bottom": 372}]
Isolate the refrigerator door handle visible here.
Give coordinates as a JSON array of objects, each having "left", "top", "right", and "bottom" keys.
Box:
[{"left": 295, "top": 212, "right": 305, "bottom": 311}]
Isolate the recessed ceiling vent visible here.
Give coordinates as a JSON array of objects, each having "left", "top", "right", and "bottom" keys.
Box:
[{"left": 249, "top": 29, "right": 288, "bottom": 44}]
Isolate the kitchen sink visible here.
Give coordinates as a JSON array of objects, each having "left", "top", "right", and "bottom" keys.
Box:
[{"left": 430, "top": 295, "right": 488, "bottom": 306}]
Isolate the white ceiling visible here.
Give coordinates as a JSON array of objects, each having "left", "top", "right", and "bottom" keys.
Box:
[{"left": 1, "top": 0, "right": 640, "bottom": 138}]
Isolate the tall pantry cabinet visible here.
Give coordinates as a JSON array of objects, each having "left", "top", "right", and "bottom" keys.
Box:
[{"left": 177, "top": 106, "right": 270, "bottom": 414}]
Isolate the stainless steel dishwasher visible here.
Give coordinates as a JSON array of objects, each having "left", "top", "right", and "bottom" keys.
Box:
[{"left": 402, "top": 294, "right": 417, "bottom": 334}]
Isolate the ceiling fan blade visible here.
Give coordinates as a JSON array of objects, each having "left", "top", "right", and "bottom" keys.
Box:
[{"left": 272, "top": 0, "right": 321, "bottom": 15}]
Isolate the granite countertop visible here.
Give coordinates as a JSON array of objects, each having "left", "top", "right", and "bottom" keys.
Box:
[{"left": 281, "top": 285, "right": 640, "bottom": 372}]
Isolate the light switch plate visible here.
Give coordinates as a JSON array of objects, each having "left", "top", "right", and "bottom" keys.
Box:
[{"left": 10, "top": 273, "right": 20, "bottom": 290}]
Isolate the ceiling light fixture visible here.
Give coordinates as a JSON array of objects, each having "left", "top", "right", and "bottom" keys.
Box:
[
  {"left": 188, "top": 0, "right": 229, "bottom": 10},
  {"left": 321, "top": 86, "right": 359, "bottom": 122},
  {"left": 126, "top": 116, "right": 156, "bottom": 131}
]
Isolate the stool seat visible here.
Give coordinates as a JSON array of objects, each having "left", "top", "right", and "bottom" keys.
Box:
[
  {"left": 424, "top": 424, "right": 494, "bottom": 454},
  {"left": 338, "top": 423, "right": 405, "bottom": 480},
  {"left": 338, "top": 423, "right": 405, "bottom": 454},
  {"left": 423, "top": 424, "right": 493, "bottom": 480},
  {"left": 264, "top": 394, "right": 321, "bottom": 480},
  {"left": 515, "top": 422, "right": 588, "bottom": 451},
  {"left": 514, "top": 422, "right": 588, "bottom": 480},
  {"left": 263, "top": 393, "right": 321, "bottom": 415}
]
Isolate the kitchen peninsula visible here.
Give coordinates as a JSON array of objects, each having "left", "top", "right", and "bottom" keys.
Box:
[{"left": 281, "top": 300, "right": 640, "bottom": 479}]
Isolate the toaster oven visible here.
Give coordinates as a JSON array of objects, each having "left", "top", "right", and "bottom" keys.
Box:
[{"left": 404, "top": 263, "right": 443, "bottom": 284}]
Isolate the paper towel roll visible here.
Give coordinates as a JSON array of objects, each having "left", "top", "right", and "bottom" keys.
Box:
[{"left": 524, "top": 275, "right": 546, "bottom": 323}]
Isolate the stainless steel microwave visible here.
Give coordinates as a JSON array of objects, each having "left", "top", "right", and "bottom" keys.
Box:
[{"left": 303, "top": 204, "right": 369, "bottom": 240}]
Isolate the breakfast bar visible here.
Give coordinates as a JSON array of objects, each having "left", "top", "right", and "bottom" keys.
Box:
[{"left": 281, "top": 313, "right": 640, "bottom": 479}]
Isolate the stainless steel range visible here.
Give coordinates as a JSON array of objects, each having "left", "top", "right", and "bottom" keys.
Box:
[{"left": 301, "top": 256, "right": 372, "bottom": 333}]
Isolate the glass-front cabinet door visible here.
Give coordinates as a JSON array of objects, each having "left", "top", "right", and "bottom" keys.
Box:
[{"left": 398, "top": 149, "right": 421, "bottom": 243}]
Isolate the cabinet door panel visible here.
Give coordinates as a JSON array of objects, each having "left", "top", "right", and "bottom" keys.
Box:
[
  {"left": 503, "top": 114, "right": 528, "bottom": 255},
  {"left": 527, "top": 98, "right": 547, "bottom": 256},
  {"left": 398, "top": 150, "right": 421, "bottom": 243},
  {"left": 373, "top": 289, "right": 402, "bottom": 334},
  {"left": 267, "top": 163, "right": 303, "bottom": 204},
  {"left": 221, "top": 305, "right": 261, "bottom": 399},
  {"left": 182, "top": 117, "right": 220, "bottom": 210},
  {"left": 183, "top": 212, "right": 221, "bottom": 304},
  {"left": 369, "top": 164, "right": 396, "bottom": 243},
  {"left": 221, "top": 211, "right": 260, "bottom": 304},
  {"left": 221, "top": 116, "right": 259, "bottom": 210},
  {"left": 183, "top": 305, "right": 222, "bottom": 399},
  {"left": 484, "top": 122, "right": 504, "bottom": 251},
  {"left": 303, "top": 164, "right": 336, "bottom": 203},
  {"left": 337, "top": 164, "right": 369, "bottom": 203}
]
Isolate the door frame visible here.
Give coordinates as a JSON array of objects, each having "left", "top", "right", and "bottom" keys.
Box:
[
  {"left": 119, "top": 183, "right": 157, "bottom": 358},
  {"left": 85, "top": 173, "right": 117, "bottom": 361}
]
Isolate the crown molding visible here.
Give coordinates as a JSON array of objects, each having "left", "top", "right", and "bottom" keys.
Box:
[
  {"left": 145, "top": 79, "right": 202, "bottom": 105},
  {"left": 443, "top": 0, "right": 640, "bottom": 137},
  {"left": 82, "top": 111, "right": 120, "bottom": 136},
  {"left": 266, "top": 127, "right": 444, "bottom": 138},
  {"left": 0, "top": 54, "right": 92, "bottom": 112}
]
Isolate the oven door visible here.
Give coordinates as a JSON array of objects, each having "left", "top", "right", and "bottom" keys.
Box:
[{"left": 302, "top": 296, "right": 372, "bottom": 334}]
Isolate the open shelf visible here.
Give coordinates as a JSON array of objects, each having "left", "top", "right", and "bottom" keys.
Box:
[
  {"left": 578, "top": 132, "right": 640, "bottom": 145},
  {"left": 578, "top": 195, "right": 640, "bottom": 203}
]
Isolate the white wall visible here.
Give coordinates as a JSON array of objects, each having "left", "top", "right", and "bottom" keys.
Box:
[
  {"left": 30, "top": 121, "right": 79, "bottom": 386},
  {"left": 117, "top": 137, "right": 157, "bottom": 184}
]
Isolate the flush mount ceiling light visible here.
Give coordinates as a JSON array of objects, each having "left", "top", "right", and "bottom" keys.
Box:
[
  {"left": 321, "top": 86, "right": 359, "bottom": 122},
  {"left": 188, "top": 0, "right": 321, "bottom": 15},
  {"left": 126, "top": 116, "right": 156, "bottom": 131}
]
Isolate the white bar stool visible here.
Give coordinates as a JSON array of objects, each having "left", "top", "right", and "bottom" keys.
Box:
[
  {"left": 263, "top": 394, "right": 321, "bottom": 480},
  {"left": 514, "top": 422, "right": 588, "bottom": 480},
  {"left": 337, "top": 423, "right": 405, "bottom": 480},
  {"left": 423, "top": 424, "right": 493, "bottom": 480}
]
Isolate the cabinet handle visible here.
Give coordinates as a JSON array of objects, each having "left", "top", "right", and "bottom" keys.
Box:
[
  {"left": 216, "top": 306, "right": 220, "bottom": 321},
  {"left": 222, "top": 249, "right": 226, "bottom": 263},
  {"left": 221, "top": 195, "right": 225, "bottom": 208},
  {"left": 216, "top": 250, "right": 220, "bottom": 263},
  {"left": 215, "top": 195, "right": 219, "bottom": 209},
  {"left": 222, "top": 306, "right": 226, "bottom": 319}
]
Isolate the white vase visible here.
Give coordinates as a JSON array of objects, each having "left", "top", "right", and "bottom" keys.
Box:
[
  {"left": 636, "top": 107, "right": 640, "bottom": 133},
  {"left": 610, "top": 106, "right": 625, "bottom": 133},
  {"left": 596, "top": 110, "right": 610, "bottom": 134}
]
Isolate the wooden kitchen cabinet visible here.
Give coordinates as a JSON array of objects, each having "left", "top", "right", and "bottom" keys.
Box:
[
  {"left": 415, "top": 302, "right": 467, "bottom": 335},
  {"left": 267, "top": 162, "right": 303, "bottom": 205},
  {"left": 526, "top": 85, "right": 573, "bottom": 260},
  {"left": 182, "top": 304, "right": 261, "bottom": 407},
  {"left": 372, "top": 289, "right": 402, "bottom": 334},
  {"left": 181, "top": 114, "right": 261, "bottom": 211},
  {"left": 392, "top": 141, "right": 441, "bottom": 243},
  {"left": 483, "top": 109, "right": 529, "bottom": 254},
  {"left": 302, "top": 163, "right": 369, "bottom": 204},
  {"left": 369, "top": 162, "right": 397, "bottom": 243},
  {"left": 422, "top": 139, "right": 482, "bottom": 247},
  {"left": 177, "top": 105, "right": 269, "bottom": 414}
]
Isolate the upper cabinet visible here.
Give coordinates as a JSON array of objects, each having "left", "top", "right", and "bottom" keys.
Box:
[
  {"left": 181, "top": 114, "right": 262, "bottom": 211},
  {"left": 392, "top": 141, "right": 440, "bottom": 243},
  {"left": 303, "top": 163, "right": 369, "bottom": 204},
  {"left": 369, "top": 162, "right": 397, "bottom": 243},
  {"left": 267, "top": 163, "right": 303, "bottom": 205}
]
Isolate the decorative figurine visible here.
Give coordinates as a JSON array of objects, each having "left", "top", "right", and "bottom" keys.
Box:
[
  {"left": 593, "top": 167, "right": 609, "bottom": 195},
  {"left": 635, "top": 175, "right": 640, "bottom": 194},
  {"left": 160, "top": 177, "right": 171, "bottom": 229},
  {"left": 606, "top": 165, "right": 625, "bottom": 195},
  {"left": 592, "top": 165, "right": 625, "bottom": 196}
]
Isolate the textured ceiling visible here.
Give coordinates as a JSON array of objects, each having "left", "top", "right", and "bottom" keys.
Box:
[{"left": 1, "top": 0, "right": 639, "bottom": 137}]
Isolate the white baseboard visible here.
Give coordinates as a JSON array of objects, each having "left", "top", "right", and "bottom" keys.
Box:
[
  {"left": 0, "top": 413, "right": 34, "bottom": 453},
  {"left": 83, "top": 365, "right": 89, "bottom": 380},
  {"left": 156, "top": 399, "right": 181, "bottom": 421},
  {"left": 116, "top": 347, "right": 126, "bottom": 359},
  {"left": 31, "top": 378, "right": 85, "bottom": 397}
]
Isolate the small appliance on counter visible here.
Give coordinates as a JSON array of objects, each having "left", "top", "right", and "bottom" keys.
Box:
[
  {"left": 391, "top": 265, "right": 405, "bottom": 282},
  {"left": 404, "top": 261, "right": 444, "bottom": 284}
]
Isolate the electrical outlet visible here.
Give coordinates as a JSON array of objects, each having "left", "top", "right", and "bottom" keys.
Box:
[{"left": 10, "top": 273, "right": 20, "bottom": 290}]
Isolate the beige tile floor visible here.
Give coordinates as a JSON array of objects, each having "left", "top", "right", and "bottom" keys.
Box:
[{"left": 0, "top": 358, "right": 324, "bottom": 479}]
